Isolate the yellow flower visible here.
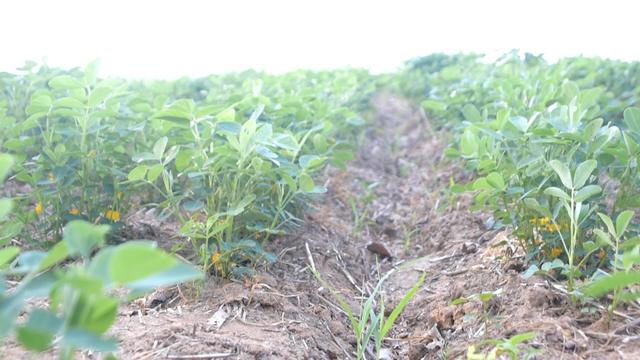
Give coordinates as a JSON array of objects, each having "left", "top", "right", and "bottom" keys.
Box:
[
  {"left": 211, "top": 252, "right": 222, "bottom": 264},
  {"left": 117, "top": 191, "right": 124, "bottom": 199},
  {"left": 34, "top": 202, "right": 43, "bottom": 216},
  {"left": 48, "top": 172, "right": 55, "bottom": 182},
  {"left": 539, "top": 217, "right": 551, "bottom": 226},
  {"left": 550, "top": 247, "right": 563, "bottom": 258},
  {"left": 105, "top": 210, "right": 121, "bottom": 222},
  {"left": 69, "top": 208, "right": 80, "bottom": 215},
  {"left": 599, "top": 248, "right": 606, "bottom": 258},
  {"left": 529, "top": 218, "right": 537, "bottom": 225},
  {"left": 545, "top": 223, "right": 561, "bottom": 232}
]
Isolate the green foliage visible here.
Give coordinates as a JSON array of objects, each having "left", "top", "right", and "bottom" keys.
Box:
[
  {"left": 467, "top": 332, "right": 538, "bottom": 360},
  {"left": 311, "top": 267, "right": 426, "bottom": 360},
  {"left": 397, "top": 52, "right": 640, "bottom": 300},
  {"left": 1, "top": 62, "right": 376, "bottom": 275},
  {"left": 0, "top": 220, "right": 203, "bottom": 357}
]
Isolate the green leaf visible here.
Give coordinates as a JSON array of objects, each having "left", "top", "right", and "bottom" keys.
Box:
[
  {"left": 583, "top": 271, "right": 640, "bottom": 297},
  {"left": 127, "top": 261, "right": 203, "bottom": 292},
  {"left": 616, "top": 210, "right": 634, "bottom": 238},
  {"left": 459, "top": 129, "right": 478, "bottom": 157},
  {"left": 548, "top": 160, "right": 572, "bottom": 189},
  {"left": 0, "top": 246, "right": 20, "bottom": 267},
  {"left": 462, "top": 104, "right": 482, "bottom": 122},
  {"left": 216, "top": 107, "right": 236, "bottom": 122},
  {"left": 575, "top": 185, "right": 602, "bottom": 202},
  {"left": 146, "top": 164, "right": 164, "bottom": 183},
  {"left": 17, "top": 327, "right": 54, "bottom": 352},
  {"left": 16, "top": 309, "right": 63, "bottom": 352},
  {"left": 593, "top": 229, "right": 613, "bottom": 247},
  {"left": 421, "top": 99, "right": 446, "bottom": 112},
  {"left": 380, "top": 272, "right": 426, "bottom": 337},
  {"left": 299, "top": 155, "right": 327, "bottom": 170},
  {"left": 108, "top": 243, "right": 177, "bottom": 284},
  {"left": 523, "top": 198, "right": 552, "bottom": 218},
  {"left": 573, "top": 160, "right": 597, "bottom": 189},
  {"left": 486, "top": 172, "right": 505, "bottom": 190},
  {"left": 37, "top": 241, "right": 69, "bottom": 271},
  {"left": 623, "top": 107, "right": 640, "bottom": 133},
  {"left": 298, "top": 173, "right": 315, "bottom": 193},
  {"left": 620, "top": 237, "right": 640, "bottom": 251},
  {"left": 0, "top": 198, "right": 13, "bottom": 221},
  {"left": 60, "top": 328, "right": 117, "bottom": 352},
  {"left": 54, "top": 97, "right": 85, "bottom": 109},
  {"left": 153, "top": 137, "right": 168, "bottom": 160},
  {"left": 0, "top": 153, "right": 14, "bottom": 182},
  {"left": 127, "top": 165, "right": 148, "bottom": 181},
  {"left": 598, "top": 213, "right": 617, "bottom": 238},
  {"left": 544, "top": 187, "right": 571, "bottom": 201},
  {"left": 63, "top": 221, "right": 110, "bottom": 258},
  {"left": 152, "top": 99, "right": 194, "bottom": 123},
  {"left": 88, "top": 86, "right": 112, "bottom": 107},
  {"left": 82, "top": 296, "right": 118, "bottom": 334},
  {"left": 49, "top": 75, "right": 84, "bottom": 90}
]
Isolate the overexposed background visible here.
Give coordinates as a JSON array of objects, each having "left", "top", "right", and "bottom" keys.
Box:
[{"left": 1, "top": 0, "right": 637, "bottom": 79}]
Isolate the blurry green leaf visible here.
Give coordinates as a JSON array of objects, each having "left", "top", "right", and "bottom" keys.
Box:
[
  {"left": 616, "top": 210, "right": 634, "bottom": 238},
  {"left": 298, "top": 174, "right": 315, "bottom": 193},
  {"left": 0, "top": 198, "right": 13, "bottom": 221},
  {"left": 623, "top": 107, "right": 640, "bottom": 133},
  {"left": 544, "top": 187, "right": 570, "bottom": 201},
  {"left": 152, "top": 137, "right": 168, "bottom": 159},
  {"left": 548, "top": 160, "right": 572, "bottom": 189},
  {"left": 0, "top": 246, "right": 20, "bottom": 267},
  {"left": 63, "top": 221, "right": 110, "bottom": 258},
  {"left": 146, "top": 164, "right": 164, "bottom": 182},
  {"left": 0, "top": 153, "right": 14, "bottom": 182},
  {"left": 598, "top": 213, "right": 616, "bottom": 238},
  {"left": 462, "top": 104, "right": 482, "bottom": 122},
  {"left": 37, "top": 241, "right": 69, "bottom": 271},
  {"left": 49, "top": 75, "right": 83, "bottom": 90},
  {"left": 583, "top": 271, "right": 640, "bottom": 297},
  {"left": 573, "top": 160, "right": 597, "bottom": 189},
  {"left": 127, "top": 165, "right": 148, "bottom": 181},
  {"left": 109, "top": 243, "right": 177, "bottom": 284},
  {"left": 60, "top": 328, "right": 117, "bottom": 352},
  {"left": 575, "top": 185, "right": 601, "bottom": 202}
]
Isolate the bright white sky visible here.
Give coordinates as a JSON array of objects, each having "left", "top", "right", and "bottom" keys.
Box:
[{"left": 1, "top": 0, "right": 637, "bottom": 79}]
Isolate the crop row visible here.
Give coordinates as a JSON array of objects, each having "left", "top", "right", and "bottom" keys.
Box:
[{"left": 398, "top": 52, "right": 640, "bottom": 311}]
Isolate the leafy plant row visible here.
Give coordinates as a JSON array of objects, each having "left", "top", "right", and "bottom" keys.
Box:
[
  {"left": 400, "top": 52, "right": 640, "bottom": 315},
  {"left": 0, "top": 63, "right": 375, "bottom": 357},
  {"left": 0, "top": 62, "right": 375, "bottom": 277}
]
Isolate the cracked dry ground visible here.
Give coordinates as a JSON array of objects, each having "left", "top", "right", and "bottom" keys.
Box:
[{"left": 9, "top": 93, "right": 639, "bottom": 359}]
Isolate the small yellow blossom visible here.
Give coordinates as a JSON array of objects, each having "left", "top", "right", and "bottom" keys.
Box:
[
  {"left": 105, "top": 210, "right": 121, "bottom": 222},
  {"left": 599, "top": 248, "right": 606, "bottom": 258},
  {"left": 539, "top": 217, "right": 551, "bottom": 226},
  {"left": 116, "top": 192, "right": 124, "bottom": 199},
  {"left": 545, "top": 223, "right": 561, "bottom": 232},
  {"left": 48, "top": 172, "right": 55, "bottom": 182},
  {"left": 211, "top": 252, "right": 222, "bottom": 264},
  {"left": 34, "top": 202, "right": 43, "bottom": 216},
  {"left": 550, "top": 247, "right": 563, "bottom": 258},
  {"left": 69, "top": 208, "right": 80, "bottom": 215}
]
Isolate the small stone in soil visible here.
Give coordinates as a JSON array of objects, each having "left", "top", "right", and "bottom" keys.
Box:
[{"left": 366, "top": 241, "right": 392, "bottom": 258}]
